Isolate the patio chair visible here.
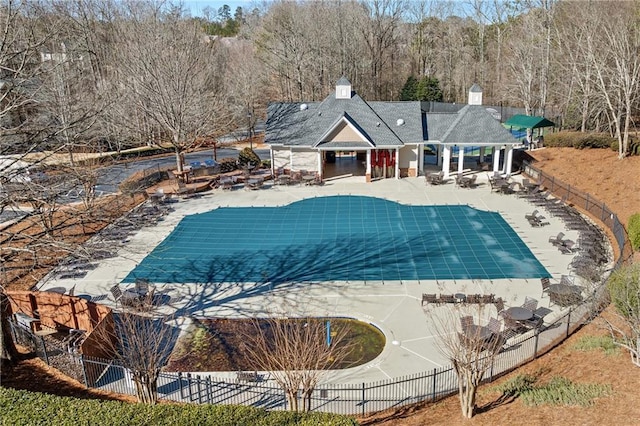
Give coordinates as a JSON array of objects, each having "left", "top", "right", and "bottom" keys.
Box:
[
  {"left": 480, "top": 294, "right": 495, "bottom": 304},
  {"left": 421, "top": 293, "right": 438, "bottom": 306},
  {"left": 204, "top": 159, "right": 216, "bottom": 167},
  {"left": 440, "top": 294, "right": 456, "bottom": 303},
  {"left": 109, "top": 285, "right": 138, "bottom": 307},
  {"left": 548, "top": 232, "right": 565, "bottom": 246},
  {"left": 466, "top": 294, "right": 481, "bottom": 304},
  {"left": 135, "top": 278, "right": 150, "bottom": 295},
  {"left": 460, "top": 315, "right": 474, "bottom": 330},
  {"left": 525, "top": 210, "right": 544, "bottom": 221},
  {"left": 494, "top": 297, "right": 505, "bottom": 316},
  {"left": 541, "top": 277, "right": 551, "bottom": 298},
  {"left": 522, "top": 296, "right": 538, "bottom": 312},
  {"left": 487, "top": 317, "right": 502, "bottom": 334}
]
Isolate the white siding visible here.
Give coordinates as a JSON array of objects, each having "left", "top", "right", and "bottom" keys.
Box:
[
  {"left": 272, "top": 148, "right": 291, "bottom": 170},
  {"left": 292, "top": 149, "right": 318, "bottom": 172},
  {"left": 399, "top": 145, "right": 417, "bottom": 169}
]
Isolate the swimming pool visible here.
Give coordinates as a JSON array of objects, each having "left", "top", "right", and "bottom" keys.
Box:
[{"left": 122, "top": 195, "right": 550, "bottom": 284}]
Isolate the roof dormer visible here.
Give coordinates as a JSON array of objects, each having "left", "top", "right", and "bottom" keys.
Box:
[{"left": 336, "top": 76, "right": 352, "bottom": 99}]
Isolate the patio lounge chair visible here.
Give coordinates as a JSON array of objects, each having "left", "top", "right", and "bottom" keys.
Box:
[
  {"left": 487, "top": 317, "right": 502, "bottom": 334},
  {"left": 549, "top": 232, "right": 565, "bottom": 246}
]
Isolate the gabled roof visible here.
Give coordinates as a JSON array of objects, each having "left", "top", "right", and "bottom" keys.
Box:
[
  {"left": 504, "top": 115, "right": 555, "bottom": 130},
  {"left": 469, "top": 83, "right": 483, "bottom": 93},
  {"left": 266, "top": 87, "right": 518, "bottom": 148},
  {"left": 266, "top": 92, "right": 415, "bottom": 147}
]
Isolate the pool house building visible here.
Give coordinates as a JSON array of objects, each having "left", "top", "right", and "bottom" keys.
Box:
[{"left": 266, "top": 78, "right": 519, "bottom": 182}]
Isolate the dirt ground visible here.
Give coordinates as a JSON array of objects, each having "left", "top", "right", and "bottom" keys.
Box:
[{"left": 2, "top": 147, "right": 640, "bottom": 424}]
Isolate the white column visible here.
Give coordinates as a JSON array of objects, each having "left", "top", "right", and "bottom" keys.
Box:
[
  {"left": 492, "top": 146, "right": 501, "bottom": 173},
  {"left": 270, "top": 148, "right": 275, "bottom": 176},
  {"left": 290, "top": 149, "right": 294, "bottom": 171},
  {"left": 395, "top": 148, "right": 400, "bottom": 179},
  {"left": 479, "top": 146, "right": 485, "bottom": 162},
  {"left": 366, "top": 150, "right": 371, "bottom": 175},
  {"left": 443, "top": 145, "right": 451, "bottom": 179},
  {"left": 457, "top": 146, "right": 465, "bottom": 175},
  {"left": 505, "top": 146, "right": 514, "bottom": 175},
  {"left": 418, "top": 144, "right": 424, "bottom": 175},
  {"left": 317, "top": 151, "right": 323, "bottom": 178},
  {"left": 437, "top": 144, "right": 443, "bottom": 166}
]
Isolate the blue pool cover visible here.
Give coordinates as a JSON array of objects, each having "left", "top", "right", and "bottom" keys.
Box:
[{"left": 122, "top": 195, "right": 550, "bottom": 284}]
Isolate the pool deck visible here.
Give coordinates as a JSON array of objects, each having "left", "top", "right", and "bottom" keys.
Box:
[{"left": 37, "top": 173, "right": 612, "bottom": 384}]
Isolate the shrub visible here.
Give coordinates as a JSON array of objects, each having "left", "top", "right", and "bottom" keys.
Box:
[
  {"left": 217, "top": 157, "right": 238, "bottom": 173},
  {"left": 493, "top": 374, "right": 537, "bottom": 398},
  {"left": 629, "top": 213, "right": 640, "bottom": 251},
  {"left": 238, "top": 147, "right": 261, "bottom": 168},
  {"left": 0, "top": 388, "right": 359, "bottom": 426},
  {"left": 544, "top": 132, "right": 615, "bottom": 149},
  {"left": 571, "top": 335, "right": 620, "bottom": 355},
  {"left": 606, "top": 263, "right": 640, "bottom": 319},
  {"left": 520, "top": 377, "right": 611, "bottom": 407}
]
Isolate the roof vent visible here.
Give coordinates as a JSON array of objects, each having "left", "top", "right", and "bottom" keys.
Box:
[
  {"left": 396, "top": 118, "right": 405, "bottom": 126},
  {"left": 300, "top": 103, "right": 308, "bottom": 111},
  {"left": 376, "top": 122, "right": 380, "bottom": 127}
]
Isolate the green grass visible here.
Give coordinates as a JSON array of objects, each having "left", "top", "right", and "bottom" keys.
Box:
[
  {"left": 492, "top": 374, "right": 611, "bottom": 407},
  {"left": 571, "top": 335, "right": 620, "bottom": 356}
]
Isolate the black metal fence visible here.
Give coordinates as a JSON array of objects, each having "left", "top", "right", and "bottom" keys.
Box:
[
  {"left": 13, "top": 163, "right": 629, "bottom": 416},
  {"left": 75, "top": 299, "right": 595, "bottom": 416},
  {"left": 522, "top": 161, "right": 632, "bottom": 266}
]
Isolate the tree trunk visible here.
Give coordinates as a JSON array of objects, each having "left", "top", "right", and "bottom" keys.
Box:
[
  {"left": 133, "top": 371, "right": 158, "bottom": 404},
  {"left": 286, "top": 389, "right": 299, "bottom": 411},
  {"left": 1, "top": 290, "right": 18, "bottom": 367}
]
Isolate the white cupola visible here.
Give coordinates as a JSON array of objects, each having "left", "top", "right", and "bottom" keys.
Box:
[
  {"left": 468, "top": 84, "right": 483, "bottom": 105},
  {"left": 335, "top": 76, "right": 352, "bottom": 99}
]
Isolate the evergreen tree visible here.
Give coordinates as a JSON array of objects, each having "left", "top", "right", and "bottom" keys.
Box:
[
  {"left": 416, "top": 76, "right": 443, "bottom": 102},
  {"left": 400, "top": 75, "right": 419, "bottom": 101}
]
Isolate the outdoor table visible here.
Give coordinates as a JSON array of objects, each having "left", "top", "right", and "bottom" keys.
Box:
[
  {"left": 504, "top": 306, "right": 533, "bottom": 321},
  {"left": 454, "top": 293, "right": 466, "bottom": 303},
  {"left": 277, "top": 175, "right": 290, "bottom": 185},
  {"left": 462, "top": 324, "right": 492, "bottom": 341},
  {"left": 302, "top": 175, "right": 316, "bottom": 185}
]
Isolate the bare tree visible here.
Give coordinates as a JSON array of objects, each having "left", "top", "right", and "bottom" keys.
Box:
[
  {"left": 241, "top": 315, "right": 355, "bottom": 412},
  {"left": 113, "top": 4, "right": 231, "bottom": 173},
  {"left": 425, "top": 302, "right": 504, "bottom": 418},
  {"left": 603, "top": 263, "right": 640, "bottom": 367},
  {"left": 586, "top": 1, "right": 640, "bottom": 158},
  {"left": 94, "top": 293, "right": 180, "bottom": 404}
]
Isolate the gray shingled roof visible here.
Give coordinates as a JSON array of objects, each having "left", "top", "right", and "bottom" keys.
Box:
[
  {"left": 469, "top": 83, "right": 482, "bottom": 93},
  {"left": 438, "top": 105, "right": 517, "bottom": 145},
  {"left": 336, "top": 76, "right": 351, "bottom": 86},
  {"left": 266, "top": 93, "right": 409, "bottom": 147},
  {"left": 266, "top": 89, "right": 517, "bottom": 148}
]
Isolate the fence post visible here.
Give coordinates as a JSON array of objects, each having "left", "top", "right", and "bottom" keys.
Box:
[
  {"left": 187, "top": 373, "right": 193, "bottom": 402},
  {"left": 585, "top": 193, "right": 589, "bottom": 211},
  {"left": 431, "top": 368, "right": 437, "bottom": 401},
  {"left": 551, "top": 176, "right": 555, "bottom": 192},
  {"left": 197, "top": 375, "right": 203, "bottom": 404},
  {"left": 39, "top": 336, "right": 49, "bottom": 365},
  {"left": 361, "top": 382, "right": 366, "bottom": 417},
  {"left": 601, "top": 203, "right": 606, "bottom": 222},
  {"left": 533, "top": 328, "right": 540, "bottom": 359},
  {"left": 80, "top": 355, "right": 88, "bottom": 388},
  {"left": 178, "top": 372, "right": 184, "bottom": 400},
  {"left": 566, "top": 308, "right": 572, "bottom": 338},
  {"left": 206, "top": 377, "right": 212, "bottom": 404}
]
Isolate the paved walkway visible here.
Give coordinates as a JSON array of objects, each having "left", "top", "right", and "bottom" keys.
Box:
[{"left": 37, "top": 173, "right": 612, "bottom": 385}]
